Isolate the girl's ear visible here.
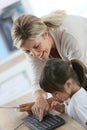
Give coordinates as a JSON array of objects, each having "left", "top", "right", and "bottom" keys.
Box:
[{"left": 64, "top": 79, "right": 72, "bottom": 95}]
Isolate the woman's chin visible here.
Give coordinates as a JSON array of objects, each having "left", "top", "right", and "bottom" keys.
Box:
[
  {"left": 39, "top": 57, "right": 47, "bottom": 61},
  {"left": 40, "top": 55, "right": 48, "bottom": 61}
]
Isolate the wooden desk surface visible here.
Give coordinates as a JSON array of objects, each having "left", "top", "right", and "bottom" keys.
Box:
[{"left": 0, "top": 93, "right": 86, "bottom": 130}]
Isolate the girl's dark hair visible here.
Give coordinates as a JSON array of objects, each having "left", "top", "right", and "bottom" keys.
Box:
[{"left": 40, "top": 58, "right": 87, "bottom": 93}]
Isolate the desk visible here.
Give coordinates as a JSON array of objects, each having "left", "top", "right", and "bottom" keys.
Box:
[{"left": 0, "top": 93, "right": 86, "bottom": 130}]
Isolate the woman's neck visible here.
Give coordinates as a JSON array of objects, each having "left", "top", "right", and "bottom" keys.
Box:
[
  {"left": 50, "top": 48, "right": 61, "bottom": 58},
  {"left": 49, "top": 33, "right": 61, "bottom": 58}
]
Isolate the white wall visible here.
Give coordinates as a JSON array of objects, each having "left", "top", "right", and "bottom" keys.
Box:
[
  {"left": 0, "top": 0, "right": 87, "bottom": 17},
  {"left": 21, "top": 0, "right": 34, "bottom": 14},
  {"left": 21, "top": 0, "right": 87, "bottom": 17}
]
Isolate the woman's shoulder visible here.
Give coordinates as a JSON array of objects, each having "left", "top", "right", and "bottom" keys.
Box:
[
  {"left": 60, "top": 14, "right": 87, "bottom": 42},
  {"left": 62, "top": 14, "right": 87, "bottom": 29},
  {"left": 64, "top": 14, "right": 87, "bottom": 23}
]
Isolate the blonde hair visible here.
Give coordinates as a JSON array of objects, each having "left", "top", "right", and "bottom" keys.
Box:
[
  {"left": 41, "top": 10, "right": 66, "bottom": 28},
  {"left": 12, "top": 10, "right": 66, "bottom": 48}
]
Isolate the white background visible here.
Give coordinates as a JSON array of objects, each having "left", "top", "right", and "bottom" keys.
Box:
[
  {"left": 21, "top": 0, "right": 87, "bottom": 17},
  {"left": 0, "top": 0, "right": 87, "bottom": 17}
]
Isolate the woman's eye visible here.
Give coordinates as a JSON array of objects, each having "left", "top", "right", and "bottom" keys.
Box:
[
  {"left": 25, "top": 50, "right": 30, "bottom": 53},
  {"left": 34, "top": 44, "right": 40, "bottom": 49}
]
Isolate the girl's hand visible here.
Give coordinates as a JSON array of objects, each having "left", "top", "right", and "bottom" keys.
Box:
[{"left": 51, "top": 101, "right": 65, "bottom": 113}]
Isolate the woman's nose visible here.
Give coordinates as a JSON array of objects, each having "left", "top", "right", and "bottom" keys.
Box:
[{"left": 29, "top": 49, "right": 40, "bottom": 57}]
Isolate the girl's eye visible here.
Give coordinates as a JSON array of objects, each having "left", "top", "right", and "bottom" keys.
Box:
[{"left": 53, "top": 91, "right": 58, "bottom": 96}]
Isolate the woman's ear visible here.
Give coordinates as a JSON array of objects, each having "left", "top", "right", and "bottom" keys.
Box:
[
  {"left": 64, "top": 79, "right": 73, "bottom": 95},
  {"left": 43, "top": 30, "right": 49, "bottom": 38}
]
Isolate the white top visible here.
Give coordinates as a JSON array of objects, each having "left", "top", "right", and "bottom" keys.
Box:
[
  {"left": 65, "top": 88, "right": 87, "bottom": 129},
  {"left": 27, "top": 15, "right": 87, "bottom": 93}
]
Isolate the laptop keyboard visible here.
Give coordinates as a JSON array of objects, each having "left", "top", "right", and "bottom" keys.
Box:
[{"left": 23, "top": 113, "right": 65, "bottom": 130}]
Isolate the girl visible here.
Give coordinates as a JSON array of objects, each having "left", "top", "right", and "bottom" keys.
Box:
[{"left": 40, "top": 58, "right": 87, "bottom": 129}]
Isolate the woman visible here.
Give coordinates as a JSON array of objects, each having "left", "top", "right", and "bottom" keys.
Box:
[
  {"left": 11, "top": 10, "right": 87, "bottom": 121},
  {"left": 40, "top": 58, "right": 87, "bottom": 129}
]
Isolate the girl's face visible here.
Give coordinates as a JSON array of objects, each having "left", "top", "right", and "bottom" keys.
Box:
[
  {"left": 52, "top": 90, "right": 70, "bottom": 102},
  {"left": 52, "top": 79, "right": 80, "bottom": 101},
  {"left": 21, "top": 31, "right": 54, "bottom": 61}
]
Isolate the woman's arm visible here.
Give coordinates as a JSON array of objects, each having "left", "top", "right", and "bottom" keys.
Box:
[{"left": 20, "top": 94, "right": 61, "bottom": 113}]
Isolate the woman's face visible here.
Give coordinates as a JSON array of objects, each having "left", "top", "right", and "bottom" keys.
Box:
[{"left": 21, "top": 32, "right": 54, "bottom": 61}]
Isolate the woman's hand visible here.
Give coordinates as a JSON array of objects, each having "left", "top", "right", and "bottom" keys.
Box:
[
  {"left": 32, "top": 97, "right": 49, "bottom": 121},
  {"left": 19, "top": 102, "right": 34, "bottom": 114},
  {"left": 19, "top": 96, "right": 64, "bottom": 119},
  {"left": 19, "top": 98, "right": 49, "bottom": 121}
]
